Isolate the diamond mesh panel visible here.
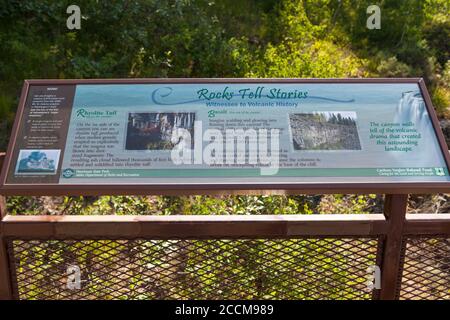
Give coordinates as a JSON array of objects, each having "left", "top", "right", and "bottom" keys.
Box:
[
  {"left": 8, "top": 238, "right": 380, "bottom": 300},
  {"left": 399, "top": 237, "right": 449, "bottom": 300}
]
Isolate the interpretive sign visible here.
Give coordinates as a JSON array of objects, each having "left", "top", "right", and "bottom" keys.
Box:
[{"left": 1, "top": 79, "right": 449, "bottom": 195}]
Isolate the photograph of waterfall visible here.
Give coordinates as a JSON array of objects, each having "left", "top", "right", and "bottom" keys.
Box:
[
  {"left": 289, "top": 112, "right": 361, "bottom": 151},
  {"left": 125, "top": 112, "right": 195, "bottom": 150}
]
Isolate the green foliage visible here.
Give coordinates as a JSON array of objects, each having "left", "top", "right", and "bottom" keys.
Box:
[
  {"left": 232, "top": 1, "right": 367, "bottom": 78},
  {"left": 318, "top": 194, "right": 380, "bottom": 214},
  {"left": 373, "top": 55, "right": 413, "bottom": 78},
  {"left": 6, "top": 196, "right": 42, "bottom": 215},
  {"left": 244, "top": 40, "right": 365, "bottom": 78},
  {"left": 432, "top": 61, "right": 450, "bottom": 117},
  {"left": 433, "top": 86, "right": 450, "bottom": 117},
  {"left": 14, "top": 238, "right": 376, "bottom": 299}
]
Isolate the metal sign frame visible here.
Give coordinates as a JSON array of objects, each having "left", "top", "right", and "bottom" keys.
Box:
[{"left": 1, "top": 78, "right": 449, "bottom": 196}]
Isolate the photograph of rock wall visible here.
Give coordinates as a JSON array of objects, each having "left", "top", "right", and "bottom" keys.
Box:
[
  {"left": 126, "top": 112, "right": 195, "bottom": 150},
  {"left": 289, "top": 112, "right": 361, "bottom": 150}
]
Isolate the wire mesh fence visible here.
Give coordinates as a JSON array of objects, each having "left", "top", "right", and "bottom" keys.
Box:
[
  {"left": 8, "top": 237, "right": 381, "bottom": 300},
  {"left": 399, "top": 236, "right": 450, "bottom": 300}
]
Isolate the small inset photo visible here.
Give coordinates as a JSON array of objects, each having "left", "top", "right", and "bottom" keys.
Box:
[
  {"left": 15, "top": 149, "right": 61, "bottom": 175},
  {"left": 126, "top": 112, "right": 195, "bottom": 150},
  {"left": 289, "top": 112, "right": 361, "bottom": 151}
]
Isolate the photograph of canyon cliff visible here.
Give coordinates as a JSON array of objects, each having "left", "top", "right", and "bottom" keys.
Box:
[
  {"left": 126, "top": 112, "right": 195, "bottom": 150},
  {"left": 289, "top": 112, "right": 361, "bottom": 151}
]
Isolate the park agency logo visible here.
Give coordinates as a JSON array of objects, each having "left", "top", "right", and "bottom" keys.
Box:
[
  {"left": 62, "top": 168, "right": 75, "bottom": 178},
  {"left": 170, "top": 121, "right": 280, "bottom": 175}
]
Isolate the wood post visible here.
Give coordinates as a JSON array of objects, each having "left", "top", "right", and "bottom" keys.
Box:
[
  {"left": 379, "top": 194, "right": 408, "bottom": 300},
  {"left": 0, "top": 152, "right": 5, "bottom": 219},
  {"left": 0, "top": 237, "right": 12, "bottom": 300},
  {"left": 0, "top": 152, "right": 13, "bottom": 300}
]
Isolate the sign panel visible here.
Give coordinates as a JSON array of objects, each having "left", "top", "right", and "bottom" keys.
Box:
[{"left": 1, "top": 79, "right": 449, "bottom": 194}]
